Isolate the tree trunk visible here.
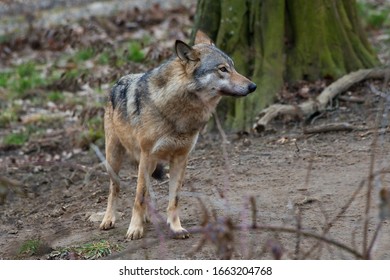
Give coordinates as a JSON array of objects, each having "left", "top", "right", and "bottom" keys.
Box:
[{"left": 194, "top": 0, "right": 379, "bottom": 131}]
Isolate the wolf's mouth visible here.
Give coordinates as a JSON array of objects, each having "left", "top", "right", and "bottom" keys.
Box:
[
  {"left": 219, "top": 90, "right": 249, "bottom": 97},
  {"left": 218, "top": 89, "right": 250, "bottom": 97},
  {"left": 218, "top": 83, "right": 256, "bottom": 97}
]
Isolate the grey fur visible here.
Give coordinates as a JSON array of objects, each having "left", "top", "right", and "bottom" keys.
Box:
[
  {"left": 134, "top": 71, "right": 152, "bottom": 116},
  {"left": 110, "top": 78, "right": 129, "bottom": 118}
]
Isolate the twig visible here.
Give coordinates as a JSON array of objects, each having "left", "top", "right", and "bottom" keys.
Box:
[
  {"left": 338, "top": 95, "right": 366, "bottom": 103},
  {"left": 158, "top": 179, "right": 169, "bottom": 186},
  {"left": 213, "top": 113, "right": 229, "bottom": 144},
  {"left": 239, "top": 197, "right": 252, "bottom": 259},
  {"left": 363, "top": 89, "right": 385, "bottom": 259},
  {"left": 213, "top": 112, "right": 232, "bottom": 206},
  {"left": 294, "top": 207, "right": 302, "bottom": 259},
  {"left": 146, "top": 198, "right": 169, "bottom": 258},
  {"left": 188, "top": 156, "right": 204, "bottom": 162},
  {"left": 302, "top": 171, "right": 366, "bottom": 258},
  {"left": 366, "top": 222, "right": 383, "bottom": 258},
  {"left": 303, "top": 122, "right": 361, "bottom": 134},
  {"left": 253, "top": 225, "right": 364, "bottom": 258},
  {"left": 250, "top": 196, "right": 257, "bottom": 229},
  {"left": 188, "top": 224, "right": 364, "bottom": 259},
  {"left": 359, "top": 127, "right": 390, "bottom": 137},
  {"left": 90, "top": 143, "right": 121, "bottom": 187}
]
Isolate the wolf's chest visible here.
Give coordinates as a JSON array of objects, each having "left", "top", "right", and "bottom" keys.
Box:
[{"left": 150, "top": 133, "right": 199, "bottom": 160}]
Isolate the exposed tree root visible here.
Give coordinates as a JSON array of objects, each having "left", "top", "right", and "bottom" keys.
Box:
[{"left": 253, "top": 68, "right": 390, "bottom": 132}]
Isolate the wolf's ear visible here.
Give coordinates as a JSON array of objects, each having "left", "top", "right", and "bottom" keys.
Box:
[
  {"left": 175, "top": 40, "right": 198, "bottom": 62},
  {"left": 194, "top": 30, "right": 214, "bottom": 45}
]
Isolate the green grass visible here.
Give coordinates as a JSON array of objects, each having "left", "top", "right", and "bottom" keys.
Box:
[
  {"left": 0, "top": 107, "right": 19, "bottom": 128},
  {"left": 76, "top": 115, "right": 104, "bottom": 148},
  {"left": 47, "top": 91, "right": 65, "bottom": 102},
  {"left": 0, "top": 72, "right": 11, "bottom": 88},
  {"left": 46, "top": 68, "right": 63, "bottom": 84},
  {"left": 98, "top": 51, "right": 110, "bottom": 65},
  {"left": 75, "top": 47, "right": 95, "bottom": 61},
  {"left": 64, "top": 68, "right": 86, "bottom": 79},
  {"left": 77, "top": 240, "right": 116, "bottom": 259},
  {"left": 87, "top": 116, "right": 104, "bottom": 140},
  {"left": 2, "top": 62, "right": 46, "bottom": 98},
  {"left": 52, "top": 240, "right": 121, "bottom": 259},
  {"left": 357, "top": 1, "right": 390, "bottom": 29},
  {"left": 16, "top": 62, "right": 36, "bottom": 78},
  {"left": 82, "top": 116, "right": 104, "bottom": 146},
  {"left": 140, "top": 34, "right": 153, "bottom": 46},
  {"left": 3, "top": 132, "right": 29, "bottom": 146},
  {"left": 18, "top": 239, "right": 41, "bottom": 256},
  {"left": 0, "top": 34, "right": 12, "bottom": 44},
  {"left": 127, "top": 42, "right": 145, "bottom": 62}
]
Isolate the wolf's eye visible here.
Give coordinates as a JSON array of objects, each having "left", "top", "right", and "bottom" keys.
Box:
[{"left": 219, "top": 66, "right": 228, "bottom": 73}]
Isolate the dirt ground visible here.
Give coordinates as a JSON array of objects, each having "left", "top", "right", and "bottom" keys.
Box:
[
  {"left": 0, "top": 1, "right": 390, "bottom": 260},
  {"left": 1, "top": 94, "right": 390, "bottom": 259}
]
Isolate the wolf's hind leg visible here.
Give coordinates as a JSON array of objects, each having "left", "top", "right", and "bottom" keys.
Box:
[{"left": 100, "top": 132, "right": 125, "bottom": 230}]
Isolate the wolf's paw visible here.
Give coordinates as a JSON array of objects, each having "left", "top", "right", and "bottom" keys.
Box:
[
  {"left": 170, "top": 227, "right": 190, "bottom": 239},
  {"left": 126, "top": 226, "right": 144, "bottom": 240},
  {"left": 100, "top": 212, "right": 116, "bottom": 230},
  {"left": 100, "top": 218, "right": 115, "bottom": 230}
]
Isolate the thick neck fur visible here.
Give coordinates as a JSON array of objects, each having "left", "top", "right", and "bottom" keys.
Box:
[{"left": 148, "top": 58, "right": 221, "bottom": 134}]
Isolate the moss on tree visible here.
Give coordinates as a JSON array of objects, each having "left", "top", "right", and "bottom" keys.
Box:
[{"left": 194, "top": 0, "right": 379, "bottom": 131}]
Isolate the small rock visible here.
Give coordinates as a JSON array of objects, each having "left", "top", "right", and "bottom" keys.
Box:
[
  {"left": 87, "top": 211, "right": 106, "bottom": 222},
  {"left": 242, "top": 138, "right": 251, "bottom": 147},
  {"left": 87, "top": 211, "right": 122, "bottom": 222},
  {"left": 33, "top": 166, "right": 43, "bottom": 173},
  {"left": 51, "top": 207, "right": 65, "bottom": 217}
]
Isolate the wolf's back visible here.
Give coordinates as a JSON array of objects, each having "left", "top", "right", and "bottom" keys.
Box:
[{"left": 109, "top": 73, "right": 144, "bottom": 119}]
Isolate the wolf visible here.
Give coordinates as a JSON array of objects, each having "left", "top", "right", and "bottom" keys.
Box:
[{"left": 100, "top": 30, "right": 256, "bottom": 240}]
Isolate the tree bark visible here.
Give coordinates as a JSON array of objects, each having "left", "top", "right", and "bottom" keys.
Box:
[{"left": 193, "top": 0, "right": 379, "bottom": 131}]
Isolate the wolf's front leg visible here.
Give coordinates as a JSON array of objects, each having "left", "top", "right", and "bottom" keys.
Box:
[
  {"left": 127, "top": 153, "right": 155, "bottom": 240},
  {"left": 167, "top": 154, "right": 189, "bottom": 239}
]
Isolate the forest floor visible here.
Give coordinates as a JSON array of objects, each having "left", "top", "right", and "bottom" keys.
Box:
[{"left": 0, "top": 1, "right": 390, "bottom": 260}]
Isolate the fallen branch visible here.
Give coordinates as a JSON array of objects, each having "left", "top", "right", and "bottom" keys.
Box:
[
  {"left": 253, "top": 68, "right": 390, "bottom": 132},
  {"left": 90, "top": 143, "right": 121, "bottom": 187},
  {"left": 359, "top": 127, "right": 390, "bottom": 137},
  {"left": 303, "top": 122, "right": 357, "bottom": 134}
]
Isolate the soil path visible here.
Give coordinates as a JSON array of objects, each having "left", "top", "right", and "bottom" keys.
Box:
[{"left": 1, "top": 118, "right": 389, "bottom": 259}]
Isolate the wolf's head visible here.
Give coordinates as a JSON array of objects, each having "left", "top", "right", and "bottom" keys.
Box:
[{"left": 175, "top": 30, "right": 256, "bottom": 98}]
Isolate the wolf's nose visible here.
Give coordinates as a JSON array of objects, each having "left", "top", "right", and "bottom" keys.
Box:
[{"left": 248, "top": 83, "right": 257, "bottom": 93}]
